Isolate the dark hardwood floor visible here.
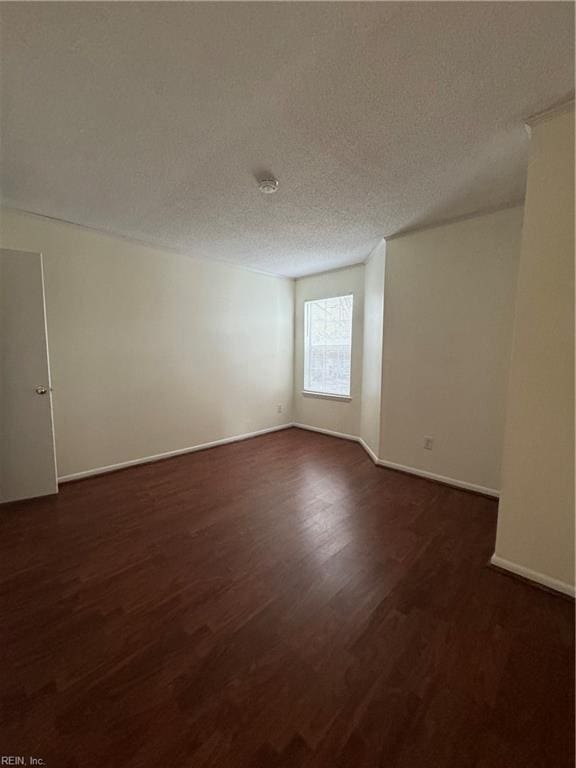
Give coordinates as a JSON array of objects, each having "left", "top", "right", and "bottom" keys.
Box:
[{"left": 1, "top": 428, "right": 573, "bottom": 767}]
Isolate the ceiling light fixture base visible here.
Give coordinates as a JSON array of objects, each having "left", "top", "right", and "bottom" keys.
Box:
[{"left": 258, "top": 177, "right": 279, "bottom": 194}]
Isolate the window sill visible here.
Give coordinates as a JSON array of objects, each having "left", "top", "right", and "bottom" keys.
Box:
[{"left": 301, "top": 391, "right": 352, "bottom": 402}]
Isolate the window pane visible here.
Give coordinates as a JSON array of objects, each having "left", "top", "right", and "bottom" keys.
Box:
[{"left": 304, "top": 294, "right": 353, "bottom": 396}]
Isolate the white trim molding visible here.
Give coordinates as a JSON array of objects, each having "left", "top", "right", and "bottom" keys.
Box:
[
  {"left": 60, "top": 421, "right": 501, "bottom": 499},
  {"left": 291, "top": 423, "right": 359, "bottom": 442},
  {"left": 375, "top": 458, "right": 499, "bottom": 498},
  {"left": 301, "top": 391, "right": 352, "bottom": 402},
  {"left": 357, "top": 437, "right": 379, "bottom": 465},
  {"left": 490, "top": 555, "right": 576, "bottom": 598},
  {"left": 58, "top": 423, "right": 294, "bottom": 483},
  {"left": 293, "top": 424, "right": 499, "bottom": 498}
]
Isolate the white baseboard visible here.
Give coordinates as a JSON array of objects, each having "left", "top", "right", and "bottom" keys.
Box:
[
  {"left": 292, "top": 423, "right": 359, "bottom": 442},
  {"left": 357, "top": 437, "right": 380, "bottom": 464},
  {"left": 294, "top": 424, "right": 498, "bottom": 497},
  {"left": 55, "top": 422, "right": 572, "bottom": 598},
  {"left": 60, "top": 420, "right": 499, "bottom": 500},
  {"left": 375, "top": 458, "right": 499, "bottom": 498},
  {"left": 58, "top": 423, "right": 294, "bottom": 483},
  {"left": 490, "top": 555, "right": 575, "bottom": 598}
]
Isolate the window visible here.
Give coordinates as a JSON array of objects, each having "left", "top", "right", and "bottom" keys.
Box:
[{"left": 304, "top": 294, "right": 353, "bottom": 397}]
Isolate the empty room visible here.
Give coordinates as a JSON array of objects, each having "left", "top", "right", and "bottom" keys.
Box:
[{"left": 0, "top": 2, "right": 574, "bottom": 767}]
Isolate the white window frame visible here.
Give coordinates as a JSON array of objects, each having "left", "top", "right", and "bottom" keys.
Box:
[{"left": 303, "top": 294, "right": 354, "bottom": 400}]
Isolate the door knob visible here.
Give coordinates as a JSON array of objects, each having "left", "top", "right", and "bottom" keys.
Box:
[{"left": 35, "top": 386, "right": 48, "bottom": 395}]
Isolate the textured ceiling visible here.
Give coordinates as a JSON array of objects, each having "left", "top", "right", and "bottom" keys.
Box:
[{"left": 0, "top": 3, "right": 573, "bottom": 277}]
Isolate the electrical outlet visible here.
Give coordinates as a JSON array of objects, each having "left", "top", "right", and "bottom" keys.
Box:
[
  {"left": 424, "top": 436, "right": 434, "bottom": 450},
  {"left": 277, "top": 404, "right": 283, "bottom": 414}
]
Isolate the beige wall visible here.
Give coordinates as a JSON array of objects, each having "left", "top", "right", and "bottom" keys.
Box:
[
  {"left": 493, "top": 108, "right": 575, "bottom": 591},
  {"left": 380, "top": 207, "right": 523, "bottom": 493},
  {"left": 360, "top": 242, "right": 386, "bottom": 455},
  {"left": 294, "top": 265, "right": 364, "bottom": 437},
  {"left": 0, "top": 209, "right": 294, "bottom": 478}
]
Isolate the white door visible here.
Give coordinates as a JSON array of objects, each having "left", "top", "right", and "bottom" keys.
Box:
[{"left": 1, "top": 249, "right": 58, "bottom": 503}]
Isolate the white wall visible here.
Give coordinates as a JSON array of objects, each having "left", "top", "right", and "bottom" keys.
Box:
[
  {"left": 493, "top": 107, "right": 575, "bottom": 592},
  {"left": 360, "top": 242, "right": 386, "bottom": 455},
  {"left": 294, "top": 265, "right": 364, "bottom": 437},
  {"left": 380, "top": 207, "right": 523, "bottom": 493},
  {"left": 0, "top": 209, "right": 294, "bottom": 478}
]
